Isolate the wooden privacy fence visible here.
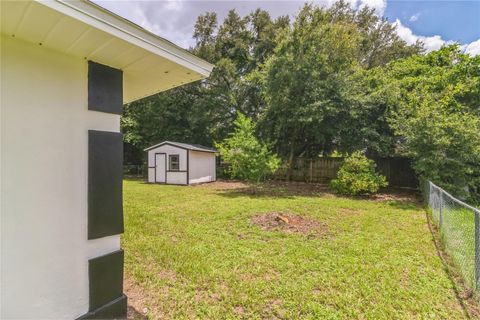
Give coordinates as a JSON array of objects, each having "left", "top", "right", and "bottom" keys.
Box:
[{"left": 272, "top": 157, "right": 417, "bottom": 188}]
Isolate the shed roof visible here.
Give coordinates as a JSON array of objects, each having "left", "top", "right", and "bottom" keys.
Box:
[
  {"left": 1, "top": 0, "right": 213, "bottom": 103},
  {"left": 144, "top": 141, "right": 217, "bottom": 153}
]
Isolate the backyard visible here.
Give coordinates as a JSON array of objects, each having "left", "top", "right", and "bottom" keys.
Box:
[{"left": 123, "top": 179, "right": 476, "bottom": 319}]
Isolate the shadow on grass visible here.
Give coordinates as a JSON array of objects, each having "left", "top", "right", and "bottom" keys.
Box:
[
  {"left": 385, "top": 200, "right": 422, "bottom": 210},
  {"left": 215, "top": 180, "right": 421, "bottom": 207},
  {"left": 215, "top": 180, "right": 331, "bottom": 199}
]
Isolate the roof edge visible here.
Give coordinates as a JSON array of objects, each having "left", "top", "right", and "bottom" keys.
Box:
[
  {"left": 40, "top": 0, "right": 214, "bottom": 77},
  {"left": 144, "top": 141, "right": 217, "bottom": 153}
]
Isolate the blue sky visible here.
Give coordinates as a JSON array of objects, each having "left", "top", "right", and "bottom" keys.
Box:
[
  {"left": 95, "top": 0, "right": 480, "bottom": 55},
  {"left": 385, "top": 1, "right": 480, "bottom": 44}
]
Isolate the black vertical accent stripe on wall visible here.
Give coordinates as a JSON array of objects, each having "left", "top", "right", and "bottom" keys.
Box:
[
  {"left": 76, "top": 250, "right": 127, "bottom": 320},
  {"left": 88, "top": 61, "right": 123, "bottom": 115},
  {"left": 88, "top": 130, "right": 124, "bottom": 239},
  {"left": 89, "top": 250, "right": 124, "bottom": 311}
]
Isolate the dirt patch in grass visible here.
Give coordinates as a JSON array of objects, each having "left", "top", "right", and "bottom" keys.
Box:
[
  {"left": 157, "top": 269, "right": 177, "bottom": 283},
  {"left": 251, "top": 212, "right": 328, "bottom": 237},
  {"left": 262, "top": 299, "right": 286, "bottom": 319},
  {"left": 233, "top": 305, "right": 246, "bottom": 316},
  {"left": 127, "top": 305, "right": 148, "bottom": 320},
  {"left": 125, "top": 277, "right": 150, "bottom": 319}
]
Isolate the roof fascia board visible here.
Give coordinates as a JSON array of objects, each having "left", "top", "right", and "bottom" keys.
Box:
[
  {"left": 38, "top": 0, "right": 213, "bottom": 76},
  {"left": 144, "top": 142, "right": 168, "bottom": 151},
  {"left": 144, "top": 142, "right": 216, "bottom": 153}
]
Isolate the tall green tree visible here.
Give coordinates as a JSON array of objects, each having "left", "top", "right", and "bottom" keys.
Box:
[
  {"left": 258, "top": 2, "right": 422, "bottom": 167},
  {"left": 379, "top": 46, "right": 480, "bottom": 199},
  {"left": 122, "top": 9, "right": 289, "bottom": 162}
]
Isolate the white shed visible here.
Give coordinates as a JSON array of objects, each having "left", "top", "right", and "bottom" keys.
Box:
[
  {"left": 145, "top": 141, "right": 217, "bottom": 185},
  {"left": 1, "top": 1, "right": 212, "bottom": 319}
]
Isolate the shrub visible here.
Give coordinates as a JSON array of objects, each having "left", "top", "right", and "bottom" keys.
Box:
[
  {"left": 330, "top": 152, "right": 388, "bottom": 195},
  {"left": 216, "top": 112, "right": 280, "bottom": 183}
]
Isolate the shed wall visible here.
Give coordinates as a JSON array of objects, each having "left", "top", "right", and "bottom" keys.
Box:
[
  {"left": 188, "top": 151, "right": 216, "bottom": 184},
  {"left": 147, "top": 144, "right": 187, "bottom": 184},
  {"left": 1, "top": 35, "right": 120, "bottom": 319}
]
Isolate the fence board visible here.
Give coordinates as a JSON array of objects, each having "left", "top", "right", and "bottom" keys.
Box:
[{"left": 272, "top": 157, "right": 417, "bottom": 188}]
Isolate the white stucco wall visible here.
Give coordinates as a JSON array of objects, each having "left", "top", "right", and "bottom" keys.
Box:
[
  {"left": 1, "top": 35, "right": 121, "bottom": 319},
  {"left": 147, "top": 144, "right": 187, "bottom": 185},
  {"left": 188, "top": 151, "right": 216, "bottom": 184}
]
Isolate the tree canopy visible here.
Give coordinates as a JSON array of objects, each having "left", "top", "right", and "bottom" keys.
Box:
[{"left": 121, "top": 1, "right": 480, "bottom": 200}]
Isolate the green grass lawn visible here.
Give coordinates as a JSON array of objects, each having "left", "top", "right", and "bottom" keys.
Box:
[{"left": 123, "top": 179, "right": 470, "bottom": 319}]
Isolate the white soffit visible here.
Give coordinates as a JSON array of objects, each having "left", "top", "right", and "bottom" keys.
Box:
[{"left": 1, "top": 0, "right": 214, "bottom": 103}]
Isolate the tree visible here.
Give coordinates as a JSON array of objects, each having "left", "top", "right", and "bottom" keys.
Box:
[
  {"left": 122, "top": 9, "right": 289, "bottom": 163},
  {"left": 122, "top": 3, "right": 421, "bottom": 165},
  {"left": 379, "top": 46, "right": 480, "bottom": 200},
  {"left": 216, "top": 113, "right": 280, "bottom": 183},
  {"left": 258, "top": 2, "right": 422, "bottom": 168}
]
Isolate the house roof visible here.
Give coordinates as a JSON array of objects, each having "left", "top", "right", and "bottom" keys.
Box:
[
  {"left": 144, "top": 141, "right": 217, "bottom": 153},
  {"left": 1, "top": 0, "right": 213, "bottom": 103}
]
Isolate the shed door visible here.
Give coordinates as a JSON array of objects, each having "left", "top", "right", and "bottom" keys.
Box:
[{"left": 155, "top": 153, "right": 166, "bottom": 183}]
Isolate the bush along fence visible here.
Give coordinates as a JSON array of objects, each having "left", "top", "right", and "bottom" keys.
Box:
[
  {"left": 426, "top": 181, "right": 480, "bottom": 290},
  {"left": 271, "top": 157, "right": 417, "bottom": 188}
]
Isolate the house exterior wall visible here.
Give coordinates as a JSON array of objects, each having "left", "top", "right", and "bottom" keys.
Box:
[
  {"left": 188, "top": 151, "right": 216, "bottom": 184},
  {"left": 147, "top": 145, "right": 187, "bottom": 185},
  {"left": 1, "top": 35, "right": 121, "bottom": 319}
]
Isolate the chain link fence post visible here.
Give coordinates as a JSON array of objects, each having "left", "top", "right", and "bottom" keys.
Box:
[
  {"left": 476, "top": 209, "right": 480, "bottom": 290},
  {"left": 439, "top": 191, "right": 444, "bottom": 229}
]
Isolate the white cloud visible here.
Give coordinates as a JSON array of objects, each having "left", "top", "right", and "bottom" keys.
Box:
[
  {"left": 95, "top": 0, "right": 389, "bottom": 49},
  {"left": 325, "top": 0, "right": 386, "bottom": 15},
  {"left": 94, "top": 0, "right": 197, "bottom": 48},
  {"left": 358, "top": 0, "right": 386, "bottom": 15},
  {"left": 463, "top": 39, "right": 480, "bottom": 56},
  {"left": 409, "top": 13, "right": 420, "bottom": 22},
  {"left": 394, "top": 19, "right": 480, "bottom": 56},
  {"left": 393, "top": 19, "right": 451, "bottom": 52},
  {"left": 94, "top": 1, "right": 476, "bottom": 56}
]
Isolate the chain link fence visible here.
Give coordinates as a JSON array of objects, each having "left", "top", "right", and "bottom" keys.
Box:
[
  {"left": 426, "top": 181, "right": 480, "bottom": 290},
  {"left": 124, "top": 164, "right": 146, "bottom": 177}
]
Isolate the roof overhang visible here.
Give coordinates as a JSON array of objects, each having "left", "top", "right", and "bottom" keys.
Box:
[
  {"left": 1, "top": 0, "right": 213, "bottom": 103},
  {"left": 144, "top": 141, "right": 217, "bottom": 153}
]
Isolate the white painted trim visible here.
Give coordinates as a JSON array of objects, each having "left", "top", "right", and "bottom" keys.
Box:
[{"left": 37, "top": 0, "right": 213, "bottom": 76}]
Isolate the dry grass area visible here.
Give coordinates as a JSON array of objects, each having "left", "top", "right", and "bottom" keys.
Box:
[{"left": 123, "top": 179, "right": 478, "bottom": 319}]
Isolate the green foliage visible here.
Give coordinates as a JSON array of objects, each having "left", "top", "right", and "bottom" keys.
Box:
[
  {"left": 215, "top": 113, "right": 280, "bottom": 183},
  {"left": 378, "top": 46, "right": 480, "bottom": 200},
  {"left": 259, "top": 2, "right": 422, "bottom": 159},
  {"left": 119, "top": 3, "right": 479, "bottom": 202},
  {"left": 121, "top": 2, "right": 420, "bottom": 164},
  {"left": 121, "top": 9, "right": 289, "bottom": 163},
  {"left": 330, "top": 152, "right": 388, "bottom": 195}
]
